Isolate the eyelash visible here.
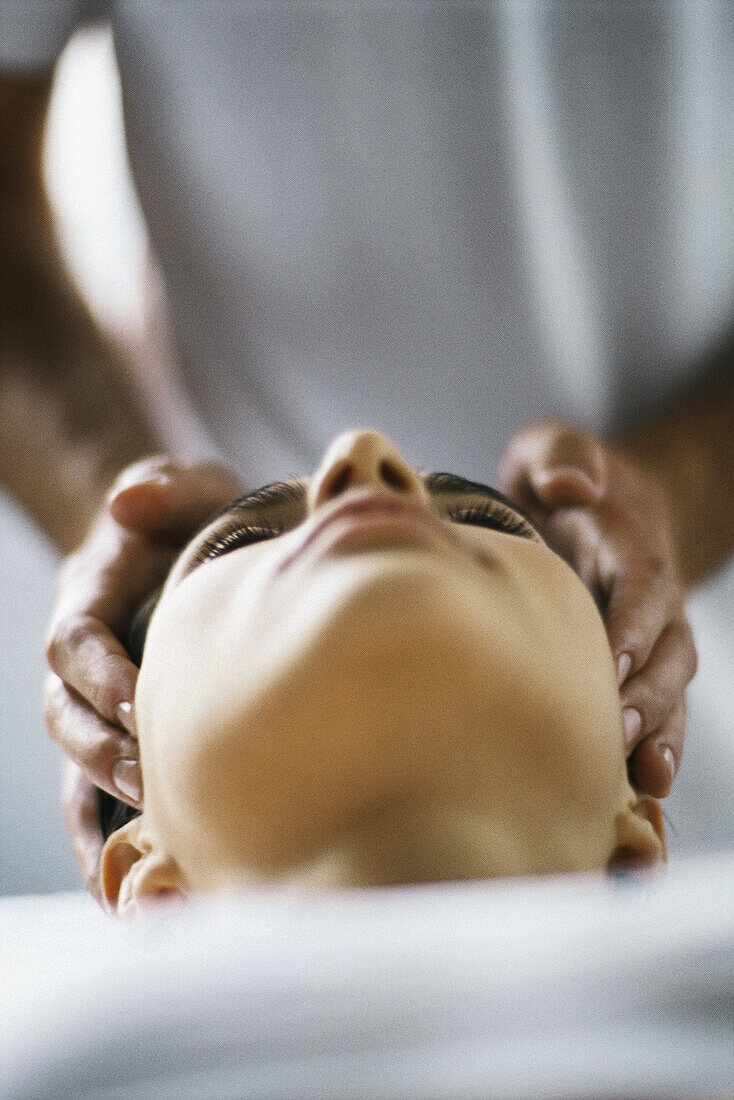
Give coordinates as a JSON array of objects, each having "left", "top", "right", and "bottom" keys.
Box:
[
  {"left": 193, "top": 497, "right": 533, "bottom": 567},
  {"left": 445, "top": 501, "right": 536, "bottom": 539},
  {"left": 193, "top": 520, "right": 284, "bottom": 564}
]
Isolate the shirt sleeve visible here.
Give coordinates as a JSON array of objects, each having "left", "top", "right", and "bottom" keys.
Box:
[{"left": 0, "top": 0, "right": 110, "bottom": 74}]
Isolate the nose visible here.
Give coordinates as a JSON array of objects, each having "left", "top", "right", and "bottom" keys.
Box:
[{"left": 308, "top": 429, "right": 430, "bottom": 511}]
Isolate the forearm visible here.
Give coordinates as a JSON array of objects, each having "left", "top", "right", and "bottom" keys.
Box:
[
  {"left": 1, "top": 203, "right": 162, "bottom": 552},
  {"left": 613, "top": 357, "right": 734, "bottom": 587}
]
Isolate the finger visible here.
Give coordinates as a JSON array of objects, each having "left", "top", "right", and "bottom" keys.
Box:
[
  {"left": 45, "top": 674, "right": 142, "bottom": 807},
  {"left": 109, "top": 460, "right": 242, "bottom": 538},
  {"left": 627, "top": 702, "right": 685, "bottom": 799},
  {"left": 499, "top": 421, "right": 606, "bottom": 511},
  {"left": 61, "top": 760, "right": 106, "bottom": 906},
  {"left": 542, "top": 507, "right": 602, "bottom": 584},
  {"left": 51, "top": 523, "right": 178, "bottom": 640},
  {"left": 45, "top": 615, "right": 139, "bottom": 731},
  {"left": 620, "top": 618, "right": 697, "bottom": 750},
  {"left": 604, "top": 560, "right": 681, "bottom": 685}
]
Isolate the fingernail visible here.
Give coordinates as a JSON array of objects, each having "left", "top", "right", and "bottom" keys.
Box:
[
  {"left": 536, "top": 466, "right": 602, "bottom": 501},
  {"left": 138, "top": 473, "right": 172, "bottom": 488},
  {"left": 108, "top": 473, "right": 171, "bottom": 506},
  {"left": 622, "top": 707, "right": 642, "bottom": 747},
  {"left": 116, "top": 701, "right": 137, "bottom": 737},
  {"left": 113, "top": 759, "right": 142, "bottom": 804},
  {"left": 660, "top": 744, "right": 676, "bottom": 783},
  {"left": 617, "top": 652, "right": 632, "bottom": 686}
]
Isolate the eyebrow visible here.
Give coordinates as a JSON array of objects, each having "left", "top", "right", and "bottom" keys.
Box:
[
  {"left": 167, "top": 479, "right": 309, "bottom": 583},
  {"left": 189, "top": 472, "right": 541, "bottom": 547},
  {"left": 424, "top": 472, "right": 541, "bottom": 532},
  {"left": 196, "top": 479, "right": 308, "bottom": 533},
  {"left": 179, "top": 479, "right": 308, "bottom": 554}
]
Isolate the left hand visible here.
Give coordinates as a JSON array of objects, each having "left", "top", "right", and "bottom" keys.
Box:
[{"left": 499, "top": 420, "right": 697, "bottom": 798}]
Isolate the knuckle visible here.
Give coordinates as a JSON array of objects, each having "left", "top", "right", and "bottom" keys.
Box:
[
  {"left": 636, "top": 551, "right": 670, "bottom": 581},
  {"left": 95, "top": 676, "right": 125, "bottom": 724},
  {"left": 607, "top": 616, "right": 647, "bottom": 662},
  {"left": 606, "top": 579, "right": 670, "bottom": 655},
  {"left": 677, "top": 619, "right": 699, "bottom": 680},
  {"left": 44, "top": 613, "right": 78, "bottom": 668},
  {"left": 82, "top": 649, "right": 128, "bottom": 722},
  {"left": 621, "top": 555, "right": 669, "bottom": 591},
  {"left": 666, "top": 702, "right": 687, "bottom": 742},
  {"left": 95, "top": 738, "right": 124, "bottom": 781},
  {"left": 42, "top": 685, "right": 63, "bottom": 738},
  {"left": 667, "top": 572, "right": 687, "bottom": 606},
  {"left": 53, "top": 612, "right": 95, "bottom": 660},
  {"left": 610, "top": 615, "right": 642, "bottom": 650},
  {"left": 44, "top": 629, "right": 60, "bottom": 670},
  {"left": 43, "top": 668, "right": 63, "bottom": 702},
  {"left": 501, "top": 419, "right": 556, "bottom": 466},
  {"left": 81, "top": 735, "right": 122, "bottom": 792},
  {"left": 551, "top": 425, "right": 588, "bottom": 452},
  {"left": 625, "top": 681, "right": 664, "bottom": 732},
  {"left": 504, "top": 421, "right": 539, "bottom": 452},
  {"left": 496, "top": 456, "right": 524, "bottom": 496},
  {"left": 548, "top": 425, "right": 603, "bottom": 473}
]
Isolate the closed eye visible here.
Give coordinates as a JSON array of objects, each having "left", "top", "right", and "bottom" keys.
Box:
[
  {"left": 192, "top": 519, "right": 285, "bottom": 565},
  {"left": 425, "top": 472, "right": 544, "bottom": 543},
  {"left": 446, "top": 500, "right": 539, "bottom": 540},
  {"left": 188, "top": 479, "right": 307, "bottom": 568},
  {"left": 187, "top": 470, "right": 543, "bottom": 573}
]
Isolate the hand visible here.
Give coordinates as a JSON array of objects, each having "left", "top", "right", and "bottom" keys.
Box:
[
  {"left": 499, "top": 420, "right": 697, "bottom": 799},
  {"left": 45, "top": 456, "right": 243, "bottom": 899}
]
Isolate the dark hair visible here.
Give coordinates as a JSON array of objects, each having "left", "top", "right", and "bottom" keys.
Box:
[{"left": 99, "top": 588, "right": 161, "bottom": 841}]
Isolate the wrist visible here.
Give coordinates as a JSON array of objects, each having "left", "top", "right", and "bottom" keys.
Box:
[{"left": 613, "top": 396, "right": 731, "bottom": 588}]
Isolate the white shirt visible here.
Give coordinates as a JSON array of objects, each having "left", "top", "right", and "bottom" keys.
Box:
[{"left": 3, "top": 1, "right": 734, "bottom": 486}]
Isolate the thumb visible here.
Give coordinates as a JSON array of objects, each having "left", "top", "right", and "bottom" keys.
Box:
[
  {"left": 499, "top": 422, "right": 607, "bottom": 509},
  {"left": 107, "top": 459, "right": 243, "bottom": 539}
]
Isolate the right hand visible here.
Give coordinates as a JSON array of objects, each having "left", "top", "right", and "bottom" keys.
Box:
[{"left": 45, "top": 456, "right": 243, "bottom": 903}]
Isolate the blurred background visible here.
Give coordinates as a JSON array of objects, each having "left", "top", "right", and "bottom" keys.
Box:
[{"left": 1, "top": 25, "right": 733, "bottom": 897}]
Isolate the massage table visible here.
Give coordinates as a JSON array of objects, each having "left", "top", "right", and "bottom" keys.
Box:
[{"left": 2, "top": 850, "right": 732, "bottom": 1099}]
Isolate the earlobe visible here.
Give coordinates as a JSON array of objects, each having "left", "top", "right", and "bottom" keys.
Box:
[
  {"left": 100, "top": 818, "right": 185, "bottom": 916},
  {"left": 633, "top": 794, "right": 666, "bottom": 857},
  {"left": 607, "top": 793, "right": 666, "bottom": 873}
]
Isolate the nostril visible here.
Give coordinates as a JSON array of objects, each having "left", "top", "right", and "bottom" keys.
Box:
[
  {"left": 323, "top": 462, "right": 353, "bottom": 499},
  {"left": 379, "top": 460, "right": 410, "bottom": 491}
]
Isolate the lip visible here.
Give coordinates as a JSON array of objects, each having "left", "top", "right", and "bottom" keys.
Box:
[{"left": 277, "top": 491, "right": 464, "bottom": 574}]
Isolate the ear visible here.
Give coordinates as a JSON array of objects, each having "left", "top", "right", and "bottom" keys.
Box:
[
  {"left": 100, "top": 818, "right": 185, "bottom": 916},
  {"left": 607, "top": 794, "right": 667, "bottom": 873}
]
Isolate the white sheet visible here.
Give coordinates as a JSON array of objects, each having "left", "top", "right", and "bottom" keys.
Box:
[{"left": 2, "top": 851, "right": 732, "bottom": 1099}]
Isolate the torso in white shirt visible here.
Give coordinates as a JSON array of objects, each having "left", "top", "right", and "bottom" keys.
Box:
[{"left": 7, "top": 2, "right": 734, "bottom": 484}]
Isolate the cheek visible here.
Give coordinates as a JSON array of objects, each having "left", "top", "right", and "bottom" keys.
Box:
[
  {"left": 450, "top": 524, "right": 539, "bottom": 564},
  {"left": 456, "top": 529, "right": 622, "bottom": 728},
  {"left": 135, "top": 548, "right": 280, "bottom": 809}
]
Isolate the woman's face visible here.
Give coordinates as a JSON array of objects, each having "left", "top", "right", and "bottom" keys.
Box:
[{"left": 125, "top": 430, "right": 661, "bottom": 897}]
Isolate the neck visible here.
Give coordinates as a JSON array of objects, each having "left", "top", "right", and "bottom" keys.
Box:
[{"left": 266, "top": 800, "right": 545, "bottom": 890}]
